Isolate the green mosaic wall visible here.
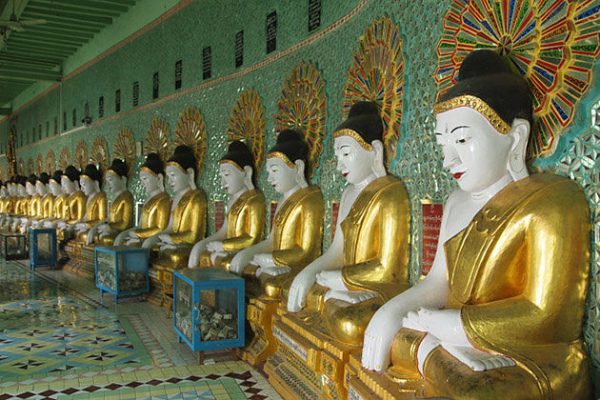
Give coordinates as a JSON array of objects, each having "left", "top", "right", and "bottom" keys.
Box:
[{"left": 0, "top": 0, "right": 598, "bottom": 385}]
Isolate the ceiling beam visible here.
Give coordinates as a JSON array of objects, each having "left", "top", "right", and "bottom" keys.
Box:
[
  {"left": 0, "top": 107, "right": 12, "bottom": 115},
  {"left": 4, "top": 43, "right": 73, "bottom": 57},
  {"left": 0, "top": 58, "right": 61, "bottom": 71},
  {"left": 33, "top": 21, "right": 102, "bottom": 33},
  {"left": 10, "top": 35, "right": 82, "bottom": 49},
  {"left": 0, "top": 66, "right": 61, "bottom": 81},
  {"left": 24, "top": 25, "right": 96, "bottom": 38},
  {"left": 6, "top": 40, "right": 75, "bottom": 53},
  {"left": 0, "top": 52, "right": 63, "bottom": 65},
  {"left": 96, "top": 0, "right": 136, "bottom": 5},
  {"left": 28, "top": 2, "right": 122, "bottom": 17},
  {"left": 33, "top": 0, "right": 129, "bottom": 12},
  {"left": 24, "top": 9, "right": 113, "bottom": 24},
  {"left": 17, "top": 31, "right": 88, "bottom": 44}
]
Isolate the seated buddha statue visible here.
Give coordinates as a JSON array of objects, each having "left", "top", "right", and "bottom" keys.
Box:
[
  {"left": 152, "top": 145, "right": 207, "bottom": 286},
  {"left": 4, "top": 177, "right": 22, "bottom": 231},
  {"left": 0, "top": 181, "right": 6, "bottom": 215},
  {"left": 74, "top": 164, "right": 107, "bottom": 243},
  {"left": 115, "top": 153, "right": 171, "bottom": 247},
  {"left": 188, "top": 140, "right": 265, "bottom": 270},
  {"left": 57, "top": 166, "right": 87, "bottom": 233},
  {"left": 87, "top": 159, "right": 134, "bottom": 246},
  {"left": 15, "top": 174, "right": 37, "bottom": 233},
  {"left": 227, "top": 131, "right": 323, "bottom": 296},
  {"left": 284, "top": 102, "right": 411, "bottom": 346},
  {"left": 43, "top": 171, "right": 68, "bottom": 229},
  {"left": 31, "top": 173, "right": 54, "bottom": 229},
  {"left": 359, "top": 50, "right": 592, "bottom": 400}
]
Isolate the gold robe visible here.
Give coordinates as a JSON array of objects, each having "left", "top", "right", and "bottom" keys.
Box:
[
  {"left": 29, "top": 194, "right": 41, "bottom": 218},
  {"left": 65, "top": 191, "right": 87, "bottom": 224},
  {"left": 95, "top": 191, "right": 134, "bottom": 246},
  {"left": 301, "top": 175, "right": 411, "bottom": 346},
  {"left": 40, "top": 193, "right": 55, "bottom": 219},
  {"left": 254, "top": 186, "right": 324, "bottom": 299},
  {"left": 132, "top": 191, "right": 171, "bottom": 239},
  {"left": 52, "top": 194, "right": 68, "bottom": 220},
  {"left": 390, "top": 174, "right": 591, "bottom": 400},
  {"left": 154, "top": 188, "right": 207, "bottom": 270},
  {"left": 76, "top": 191, "right": 107, "bottom": 243},
  {"left": 199, "top": 189, "right": 265, "bottom": 268}
]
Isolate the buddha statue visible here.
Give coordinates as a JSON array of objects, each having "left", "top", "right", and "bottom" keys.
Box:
[
  {"left": 31, "top": 172, "right": 54, "bottom": 229},
  {"left": 74, "top": 164, "right": 107, "bottom": 243},
  {"left": 43, "top": 171, "right": 67, "bottom": 229},
  {"left": 86, "top": 159, "right": 134, "bottom": 246},
  {"left": 188, "top": 140, "right": 265, "bottom": 270},
  {"left": 3, "top": 177, "right": 20, "bottom": 231},
  {"left": 114, "top": 153, "right": 171, "bottom": 247},
  {"left": 356, "top": 50, "right": 592, "bottom": 400},
  {"left": 15, "top": 174, "right": 37, "bottom": 233},
  {"left": 226, "top": 130, "right": 324, "bottom": 365},
  {"left": 266, "top": 103, "right": 410, "bottom": 398},
  {"left": 9, "top": 176, "right": 28, "bottom": 232},
  {"left": 151, "top": 145, "right": 207, "bottom": 299},
  {"left": 57, "top": 166, "right": 87, "bottom": 233},
  {"left": 0, "top": 181, "right": 6, "bottom": 215}
]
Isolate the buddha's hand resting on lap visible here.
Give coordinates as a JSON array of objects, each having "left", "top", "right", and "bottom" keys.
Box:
[
  {"left": 209, "top": 251, "right": 227, "bottom": 265},
  {"left": 287, "top": 268, "right": 319, "bottom": 312},
  {"left": 158, "top": 233, "right": 173, "bottom": 244},
  {"left": 252, "top": 253, "right": 276, "bottom": 269},
  {"left": 316, "top": 270, "right": 347, "bottom": 291},
  {"left": 441, "top": 343, "right": 515, "bottom": 372},
  {"left": 229, "top": 249, "right": 252, "bottom": 274},
  {"left": 361, "top": 303, "right": 407, "bottom": 371},
  {"left": 324, "top": 289, "right": 376, "bottom": 304},
  {"left": 206, "top": 241, "right": 224, "bottom": 253}
]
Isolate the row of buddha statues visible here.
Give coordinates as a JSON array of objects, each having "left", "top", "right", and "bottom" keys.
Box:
[{"left": 0, "top": 50, "right": 592, "bottom": 399}]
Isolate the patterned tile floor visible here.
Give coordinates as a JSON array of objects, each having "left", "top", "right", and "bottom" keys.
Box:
[{"left": 0, "top": 260, "right": 281, "bottom": 399}]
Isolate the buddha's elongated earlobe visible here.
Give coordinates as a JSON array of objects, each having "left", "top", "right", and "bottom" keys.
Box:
[
  {"left": 371, "top": 140, "right": 387, "bottom": 178},
  {"left": 507, "top": 118, "right": 530, "bottom": 182},
  {"left": 294, "top": 160, "right": 308, "bottom": 188}
]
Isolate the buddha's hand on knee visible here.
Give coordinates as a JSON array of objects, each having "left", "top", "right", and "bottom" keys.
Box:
[
  {"left": 188, "top": 240, "right": 207, "bottom": 268},
  {"left": 362, "top": 306, "right": 403, "bottom": 371},
  {"left": 252, "top": 253, "right": 276, "bottom": 269},
  {"left": 287, "top": 269, "right": 316, "bottom": 312},
  {"left": 441, "top": 343, "right": 515, "bottom": 372},
  {"left": 256, "top": 265, "right": 291, "bottom": 277},
  {"left": 160, "top": 244, "right": 176, "bottom": 251},
  {"left": 210, "top": 251, "right": 227, "bottom": 265},
  {"left": 230, "top": 250, "right": 251, "bottom": 274},
  {"left": 408, "top": 308, "right": 470, "bottom": 346},
  {"left": 316, "top": 270, "right": 346, "bottom": 291},
  {"left": 206, "top": 241, "right": 224, "bottom": 253},
  {"left": 324, "top": 289, "right": 376, "bottom": 304}
]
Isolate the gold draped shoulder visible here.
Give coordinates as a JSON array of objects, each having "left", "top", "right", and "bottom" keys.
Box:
[
  {"left": 29, "top": 194, "right": 41, "bottom": 217},
  {"left": 169, "top": 188, "right": 207, "bottom": 245},
  {"left": 133, "top": 191, "right": 171, "bottom": 239},
  {"left": 66, "top": 191, "right": 86, "bottom": 224},
  {"left": 107, "top": 191, "right": 134, "bottom": 232},
  {"left": 40, "top": 193, "right": 55, "bottom": 219},
  {"left": 82, "top": 191, "right": 107, "bottom": 228},
  {"left": 52, "top": 194, "right": 68, "bottom": 220},
  {"left": 222, "top": 189, "right": 266, "bottom": 252}
]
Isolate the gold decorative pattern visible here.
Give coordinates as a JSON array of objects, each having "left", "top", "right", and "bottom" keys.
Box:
[
  {"left": 267, "top": 152, "right": 295, "bottom": 169},
  {"left": 275, "top": 62, "right": 326, "bottom": 176},
  {"left": 342, "top": 16, "right": 405, "bottom": 166},
  {"left": 27, "top": 158, "right": 33, "bottom": 175},
  {"left": 7, "top": 128, "right": 16, "bottom": 177},
  {"left": 17, "top": 159, "right": 23, "bottom": 176},
  {"left": 35, "top": 154, "right": 43, "bottom": 175},
  {"left": 45, "top": 150, "right": 56, "bottom": 173},
  {"left": 333, "top": 129, "right": 374, "bottom": 151},
  {"left": 433, "top": 95, "right": 511, "bottom": 135},
  {"left": 91, "top": 136, "right": 110, "bottom": 171},
  {"left": 74, "top": 140, "right": 88, "bottom": 169},
  {"left": 58, "top": 147, "right": 70, "bottom": 170},
  {"left": 227, "top": 89, "right": 265, "bottom": 175},
  {"left": 175, "top": 107, "right": 207, "bottom": 175},
  {"left": 145, "top": 116, "right": 171, "bottom": 162},
  {"left": 113, "top": 128, "right": 135, "bottom": 169}
]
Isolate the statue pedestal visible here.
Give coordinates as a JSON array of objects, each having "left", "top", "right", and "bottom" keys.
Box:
[{"left": 239, "top": 296, "right": 279, "bottom": 365}]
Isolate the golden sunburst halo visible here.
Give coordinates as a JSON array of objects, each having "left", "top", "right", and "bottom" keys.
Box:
[
  {"left": 145, "top": 116, "right": 171, "bottom": 162},
  {"left": 91, "top": 136, "right": 110, "bottom": 171},
  {"left": 45, "top": 150, "right": 55, "bottom": 173},
  {"left": 275, "top": 62, "right": 326, "bottom": 177},
  {"left": 175, "top": 107, "right": 207, "bottom": 175},
  {"left": 227, "top": 89, "right": 265, "bottom": 175},
  {"left": 113, "top": 128, "right": 136, "bottom": 169},
  {"left": 74, "top": 140, "right": 88, "bottom": 169},
  {"left": 35, "top": 154, "right": 43, "bottom": 175},
  {"left": 58, "top": 147, "right": 70, "bottom": 171}
]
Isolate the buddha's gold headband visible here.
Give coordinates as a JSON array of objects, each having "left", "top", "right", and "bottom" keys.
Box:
[
  {"left": 218, "top": 159, "right": 243, "bottom": 171},
  {"left": 433, "top": 95, "right": 511, "bottom": 135},
  {"left": 267, "top": 152, "right": 295, "bottom": 169},
  {"left": 333, "top": 129, "right": 373, "bottom": 151},
  {"left": 140, "top": 166, "right": 159, "bottom": 176},
  {"left": 106, "top": 169, "right": 120, "bottom": 178},
  {"left": 166, "top": 161, "right": 187, "bottom": 172},
  {"left": 80, "top": 174, "right": 92, "bottom": 182}
]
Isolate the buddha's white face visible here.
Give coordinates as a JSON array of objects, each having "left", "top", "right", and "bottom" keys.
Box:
[
  {"left": 0, "top": 187, "right": 6, "bottom": 197},
  {"left": 334, "top": 136, "right": 375, "bottom": 185},
  {"left": 266, "top": 157, "right": 297, "bottom": 194},
  {"left": 49, "top": 180, "right": 62, "bottom": 196},
  {"left": 8, "top": 184, "right": 15, "bottom": 196},
  {"left": 435, "top": 107, "right": 512, "bottom": 193},
  {"left": 25, "top": 182, "right": 36, "bottom": 196},
  {"left": 219, "top": 163, "right": 245, "bottom": 195},
  {"left": 80, "top": 177, "right": 97, "bottom": 196},
  {"left": 18, "top": 184, "right": 26, "bottom": 196},
  {"left": 106, "top": 172, "right": 125, "bottom": 193},
  {"left": 166, "top": 165, "right": 190, "bottom": 193},
  {"left": 61, "top": 176, "right": 75, "bottom": 194},
  {"left": 35, "top": 181, "right": 46, "bottom": 195},
  {"left": 140, "top": 170, "right": 161, "bottom": 195}
]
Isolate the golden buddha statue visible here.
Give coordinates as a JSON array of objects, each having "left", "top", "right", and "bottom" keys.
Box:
[
  {"left": 188, "top": 140, "right": 265, "bottom": 270},
  {"left": 115, "top": 153, "right": 171, "bottom": 247},
  {"left": 43, "top": 171, "right": 68, "bottom": 229},
  {"left": 7, "top": 177, "right": 26, "bottom": 232},
  {"left": 222, "top": 130, "right": 323, "bottom": 365},
  {"left": 266, "top": 103, "right": 411, "bottom": 399},
  {"left": 74, "top": 164, "right": 107, "bottom": 243},
  {"left": 87, "top": 159, "right": 134, "bottom": 246},
  {"left": 17, "top": 174, "right": 39, "bottom": 233},
  {"left": 29, "top": 173, "right": 54, "bottom": 229},
  {"left": 0, "top": 182, "right": 7, "bottom": 215},
  {"left": 353, "top": 50, "right": 592, "bottom": 400},
  {"left": 151, "top": 145, "right": 207, "bottom": 302}
]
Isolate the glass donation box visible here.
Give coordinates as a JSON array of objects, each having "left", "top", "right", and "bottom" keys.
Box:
[
  {"left": 95, "top": 246, "right": 150, "bottom": 304},
  {"left": 0, "top": 232, "right": 27, "bottom": 260},
  {"left": 173, "top": 268, "right": 245, "bottom": 356},
  {"left": 28, "top": 228, "right": 57, "bottom": 268}
]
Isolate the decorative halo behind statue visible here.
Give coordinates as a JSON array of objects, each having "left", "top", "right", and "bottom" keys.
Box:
[
  {"left": 74, "top": 140, "right": 88, "bottom": 169},
  {"left": 45, "top": 150, "right": 55, "bottom": 173},
  {"left": 342, "top": 16, "right": 405, "bottom": 167},
  {"left": 113, "top": 128, "right": 135, "bottom": 169},
  {"left": 227, "top": 89, "right": 265, "bottom": 175},
  {"left": 435, "top": 0, "right": 599, "bottom": 158},
  {"left": 91, "top": 136, "right": 109, "bottom": 171},
  {"left": 275, "top": 62, "right": 326, "bottom": 177},
  {"left": 27, "top": 158, "right": 33, "bottom": 175},
  {"left": 58, "top": 147, "right": 70, "bottom": 170},
  {"left": 17, "top": 159, "right": 24, "bottom": 176},
  {"left": 175, "top": 107, "right": 207, "bottom": 175},
  {"left": 145, "top": 116, "right": 171, "bottom": 161},
  {"left": 35, "top": 154, "right": 43, "bottom": 175}
]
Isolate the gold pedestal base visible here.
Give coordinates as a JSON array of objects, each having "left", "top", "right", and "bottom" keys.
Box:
[{"left": 240, "top": 296, "right": 279, "bottom": 366}]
